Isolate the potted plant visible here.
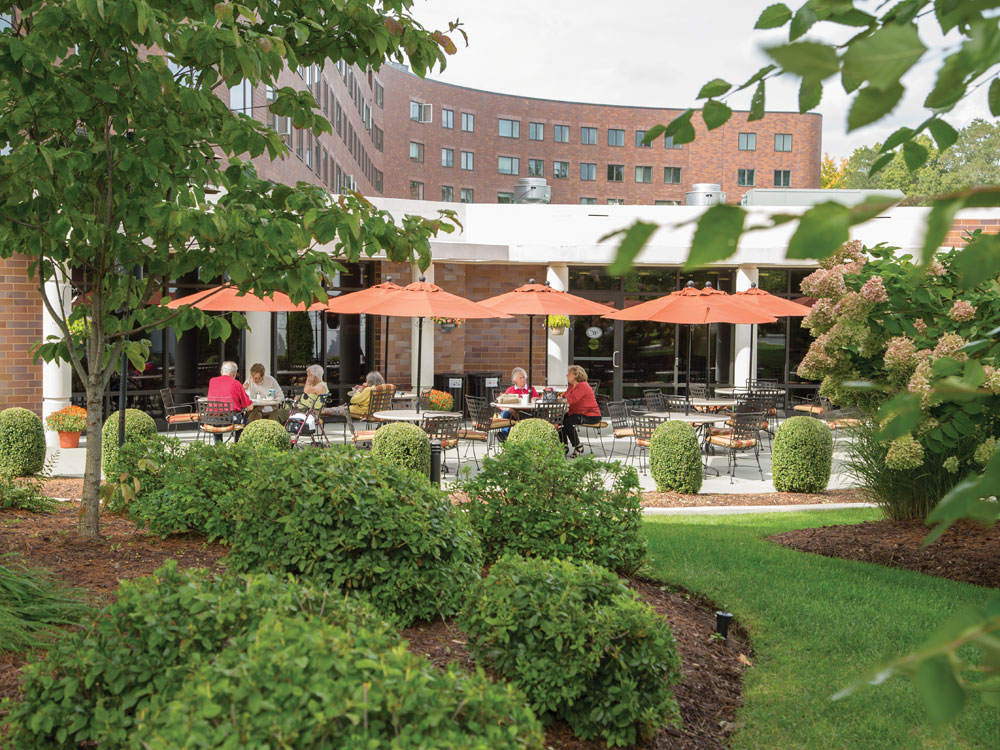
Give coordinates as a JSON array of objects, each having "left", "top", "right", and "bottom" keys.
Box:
[
  {"left": 424, "top": 389, "right": 455, "bottom": 412},
  {"left": 430, "top": 316, "right": 464, "bottom": 333},
  {"left": 45, "top": 405, "right": 88, "bottom": 448},
  {"left": 547, "top": 314, "right": 570, "bottom": 334}
]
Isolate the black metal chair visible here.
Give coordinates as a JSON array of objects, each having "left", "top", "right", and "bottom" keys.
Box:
[
  {"left": 687, "top": 382, "right": 708, "bottom": 399},
  {"left": 461, "top": 394, "right": 512, "bottom": 467},
  {"left": 642, "top": 389, "right": 666, "bottom": 413},
  {"left": 578, "top": 393, "right": 610, "bottom": 456},
  {"left": 631, "top": 414, "right": 663, "bottom": 475},
  {"left": 343, "top": 408, "right": 376, "bottom": 450},
  {"left": 160, "top": 389, "right": 199, "bottom": 436},
  {"left": 707, "top": 410, "right": 765, "bottom": 483},
  {"left": 196, "top": 399, "right": 244, "bottom": 443},
  {"left": 421, "top": 414, "right": 462, "bottom": 475},
  {"left": 607, "top": 401, "right": 635, "bottom": 464}
]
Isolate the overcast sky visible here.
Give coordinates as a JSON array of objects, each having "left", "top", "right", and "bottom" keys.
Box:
[{"left": 413, "top": 0, "right": 992, "bottom": 160}]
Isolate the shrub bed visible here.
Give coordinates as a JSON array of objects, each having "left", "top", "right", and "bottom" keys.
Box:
[
  {"left": 0, "top": 407, "right": 46, "bottom": 477},
  {"left": 240, "top": 417, "right": 292, "bottom": 451},
  {"left": 650, "top": 420, "right": 703, "bottom": 494},
  {"left": 227, "top": 447, "right": 482, "bottom": 626},
  {"left": 462, "top": 441, "right": 646, "bottom": 574},
  {"left": 772, "top": 416, "right": 834, "bottom": 493},
  {"left": 506, "top": 417, "right": 560, "bottom": 448},
  {"left": 101, "top": 409, "right": 156, "bottom": 483},
  {"left": 371, "top": 421, "right": 430, "bottom": 477},
  {"left": 460, "top": 555, "right": 682, "bottom": 747}
]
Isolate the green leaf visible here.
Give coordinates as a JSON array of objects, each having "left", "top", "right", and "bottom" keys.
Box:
[
  {"left": 915, "top": 656, "right": 966, "bottom": 726},
  {"left": 925, "top": 52, "right": 968, "bottom": 110},
  {"left": 952, "top": 234, "right": 1000, "bottom": 287},
  {"left": 748, "top": 80, "right": 765, "bottom": 122},
  {"left": 868, "top": 152, "right": 895, "bottom": 176},
  {"left": 606, "top": 222, "right": 658, "bottom": 276},
  {"left": 685, "top": 204, "right": 746, "bottom": 269},
  {"left": 767, "top": 42, "right": 840, "bottom": 80},
  {"left": 697, "top": 78, "right": 731, "bottom": 99},
  {"left": 754, "top": 3, "right": 791, "bottom": 29},
  {"left": 841, "top": 23, "right": 926, "bottom": 92},
  {"left": 902, "top": 140, "right": 928, "bottom": 171},
  {"left": 95, "top": 82, "right": 118, "bottom": 104},
  {"left": 881, "top": 127, "right": 914, "bottom": 153},
  {"left": 8, "top": 36, "right": 24, "bottom": 61},
  {"left": 789, "top": 6, "right": 817, "bottom": 41},
  {"left": 798, "top": 77, "right": 822, "bottom": 112},
  {"left": 876, "top": 393, "right": 922, "bottom": 441},
  {"left": 737, "top": 64, "right": 777, "bottom": 92},
  {"left": 663, "top": 109, "right": 696, "bottom": 145},
  {"left": 920, "top": 197, "right": 964, "bottom": 265},
  {"left": 990, "top": 78, "right": 1000, "bottom": 117},
  {"left": 927, "top": 119, "right": 958, "bottom": 152},
  {"left": 701, "top": 99, "right": 732, "bottom": 130},
  {"left": 787, "top": 202, "right": 851, "bottom": 260},
  {"left": 847, "top": 83, "right": 904, "bottom": 131}
]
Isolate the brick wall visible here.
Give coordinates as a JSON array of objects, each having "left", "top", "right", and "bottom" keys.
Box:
[
  {"left": 0, "top": 255, "right": 43, "bottom": 413},
  {"left": 942, "top": 218, "right": 1000, "bottom": 248}
]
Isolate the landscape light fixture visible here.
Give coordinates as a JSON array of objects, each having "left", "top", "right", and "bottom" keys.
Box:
[{"left": 715, "top": 610, "right": 734, "bottom": 639}]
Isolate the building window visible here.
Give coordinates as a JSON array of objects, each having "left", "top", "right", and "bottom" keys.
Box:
[
  {"left": 580, "top": 197, "right": 597, "bottom": 205},
  {"left": 410, "top": 181, "right": 424, "bottom": 200},
  {"left": 498, "top": 156, "right": 519, "bottom": 175},
  {"left": 775, "top": 133, "right": 793, "bottom": 152},
  {"left": 229, "top": 79, "right": 252, "bottom": 115},
  {"left": 313, "top": 132, "right": 320, "bottom": 172},
  {"left": 409, "top": 141, "right": 424, "bottom": 163},
  {"left": 738, "top": 168, "right": 756, "bottom": 186},
  {"left": 581, "top": 127, "right": 597, "bottom": 145},
  {"left": 460, "top": 188, "right": 474, "bottom": 203},
  {"left": 295, "top": 128, "right": 303, "bottom": 160},
  {"left": 738, "top": 132, "right": 756, "bottom": 151},
  {"left": 664, "top": 166, "right": 682, "bottom": 184},
  {"left": 608, "top": 128, "right": 624, "bottom": 147},
  {"left": 442, "top": 185, "right": 454, "bottom": 201},
  {"left": 529, "top": 122, "right": 544, "bottom": 140},
  {"left": 498, "top": 192, "right": 515, "bottom": 204},
  {"left": 264, "top": 86, "right": 284, "bottom": 137},
  {"left": 498, "top": 118, "right": 520, "bottom": 138},
  {"left": 553, "top": 160, "right": 569, "bottom": 179},
  {"left": 654, "top": 199, "right": 681, "bottom": 205},
  {"left": 461, "top": 151, "right": 474, "bottom": 171},
  {"left": 374, "top": 80, "right": 384, "bottom": 108},
  {"left": 607, "top": 164, "right": 624, "bottom": 182},
  {"left": 553, "top": 125, "right": 570, "bottom": 143},
  {"left": 441, "top": 147, "right": 454, "bottom": 168},
  {"left": 635, "top": 166, "right": 653, "bottom": 183},
  {"left": 373, "top": 124, "right": 383, "bottom": 152},
  {"left": 442, "top": 108, "right": 454, "bottom": 129},
  {"left": 774, "top": 169, "right": 791, "bottom": 187},
  {"left": 528, "top": 158, "right": 544, "bottom": 177},
  {"left": 461, "top": 112, "right": 474, "bottom": 132},
  {"left": 664, "top": 135, "right": 681, "bottom": 149},
  {"left": 607, "top": 198, "right": 625, "bottom": 205},
  {"left": 635, "top": 130, "right": 651, "bottom": 147},
  {"left": 580, "top": 162, "right": 596, "bottom": 181},
  {"left": 410, "top": 101, "right": 431, "bottom": 122}
]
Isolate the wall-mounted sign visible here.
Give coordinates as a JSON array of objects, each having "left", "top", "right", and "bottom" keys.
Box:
[
  {"left": 448, "top": 378, "right": 463, "bottom": 388},
  {"left": 585, "top": 326, "right": 603, "bottom": 340},
  {"left": 484, "top": 377, "right": 499, "bottom": 388}
]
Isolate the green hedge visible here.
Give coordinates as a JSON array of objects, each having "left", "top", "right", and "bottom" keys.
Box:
[
  {"left": 371, "top": 421, "right": 430, "bottom": 477},
  {"left": 132, "top": 612, "right": 543, "bottom": 750},
  {"left": 105, "top": 434, "right": 184, "bottom": 514},
  {"left": 772, "top": 416, "right": 833, "bottom": 493},
  {"left": 0, "top": 407, "right": 46, "bottom": 477},
  {"left": 226, "top": 447, "right": 482, "bottom": 626},
  {"left": 240, "top": 418, "right": 292, "bottom": 451},
  {"left": 506, "top": 418, "right": 560, "bottom": 448},
  {"left": 101, "top": 409, "right": 156, "bottom": 482},
  {"left": 460, "top": 555, "right": 682, "bottom": 747},
  {"left": 649, "top": 420, "right": 703, "bottom": 494},
  {"left": 462, "top": 440, "right": 646, "bottom": 574},
  {"left": 4, "top": 562, "right": 386, "bottom": 749}
]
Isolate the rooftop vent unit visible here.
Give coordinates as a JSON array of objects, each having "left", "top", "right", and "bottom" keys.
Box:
[
  {"left": 513, "top": 177, "right": 551, "bottom": 204},
  {"left": 685, "top": 183, "right": 726, "bottom": 206}
]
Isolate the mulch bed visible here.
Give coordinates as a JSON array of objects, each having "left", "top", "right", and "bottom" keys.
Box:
[
  {"left": 641, "top": 488, "right": 863, "bottom": 508},
  {"left": 771, "top": 519, "right": 1000, "bottom": 589},
  {"left": 0, "top": 504, "right": 751, "bottom": 747}
]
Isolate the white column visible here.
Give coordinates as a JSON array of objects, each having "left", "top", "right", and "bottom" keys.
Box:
[
  {"left": 41, "top": 277, "right": 74, "bottom": 447},
  {"left": 411, "top": 263, "right": 434, "bottom": 392},
  {"left": 244, "top": 312, "right": 272, "bottom": 373},
  {"left": 546, "top": 264, "right": 570, "bottom": 385},
  {"left": 733, "top": 265, "right": 758, "bottom": 388}
]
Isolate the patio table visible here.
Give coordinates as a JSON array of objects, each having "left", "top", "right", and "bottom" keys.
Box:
[{"left": 372, "top": 409, "right": 462, "bottom": 423}]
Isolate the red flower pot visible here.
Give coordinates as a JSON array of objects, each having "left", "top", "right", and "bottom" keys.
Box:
[{"left": 58, "top": 430, "right": 81, "bottom": 448}]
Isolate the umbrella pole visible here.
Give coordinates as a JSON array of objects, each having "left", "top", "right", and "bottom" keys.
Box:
[
  {"left": 705, "top": 323, "right": 711, "bottom": 392},
  {"left": 415, "top": 317, "right": 423, "bottom": 405},
  {"left": 685, "top": 325, "right": 692, "bottom": 416},
  {"left": 384, "top": 316, "right": 389, "bottom": 379},
  {"left": 528, "top": 314, "right": 534, "bottom": 391}
]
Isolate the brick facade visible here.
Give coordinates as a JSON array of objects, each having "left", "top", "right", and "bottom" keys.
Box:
[
  {"left": 942, "top": 218, "right": 1000, "bottom": 249},
  {"left": 0, "top": 255, "right": 43, "bottom": 413}
]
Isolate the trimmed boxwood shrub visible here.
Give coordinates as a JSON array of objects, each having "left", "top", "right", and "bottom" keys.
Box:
[
  {"left": 240, "top": 418, "right": 292, "bottom": 451},
  {"left": 132, "top": 612, "right": 544, "bottom": 750},
  {"left": 4, "top": 562, "right": 386, "bottom": 749},
  {"left": 772, "top": 416, "right": 834, "bottom": 492},
  {"left": 102, "top": 409, "right": 156, "bottom": 482},
  {"left": 506, "top": 417, "right": 560, "bottom": 448},
  {"left": 0, "top": 407, "right": 46, "bottom": 477},
  {"left": 462, "top": 440, "right": 646, "bottom": 574},
  {"left": 650, "top": 420, "right": 703, "bottom": 494},
  {"left": 460, "top": 555, "right": 682, "bottom": 747},
  {"left": 371, "top": 421, "right": 431, "bottom": 477},
  {"left": 227, "top": 447, "right": 482, "bottom": 626}
]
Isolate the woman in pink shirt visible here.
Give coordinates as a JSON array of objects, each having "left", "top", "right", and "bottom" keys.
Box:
[{"left": 562, "top": 365, "right": 601, "bottom": 458}]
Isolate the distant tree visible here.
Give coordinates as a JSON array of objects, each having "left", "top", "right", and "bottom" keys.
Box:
[{"left": 820, "top": 153, "right": 848, "bottom": 189}]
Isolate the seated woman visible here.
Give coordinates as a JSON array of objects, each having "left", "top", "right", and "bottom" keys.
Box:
[
  {"left": 325, "top": 371, "right": 385, "bottom": 419},
  {"left": 498, "top": 366, "right": 538, "bottom": 442},
  {"left": 562, "top": 365, "right": 601, "bottom": 458},
  {"left": 297, "top": 364, "right": 330, "bottom": 411},
  {"left": 243, "top": 363, "right": 289, "bottom": 424}
]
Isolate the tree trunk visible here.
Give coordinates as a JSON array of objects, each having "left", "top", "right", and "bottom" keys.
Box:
[{"left": 78, "top": 377, "right": 104, "bottom": 539}]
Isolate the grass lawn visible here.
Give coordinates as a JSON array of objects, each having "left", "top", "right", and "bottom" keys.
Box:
[{"left": 643, "top": 509, "right": 1000, "bottom": 749}]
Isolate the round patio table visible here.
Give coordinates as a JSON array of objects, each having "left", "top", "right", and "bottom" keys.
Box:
[
  {"left": 490, "top": 399, "right": 567, "bottom": 413},
  {"left": 372, "top": 409, "right": 462, "bottom": 423}
]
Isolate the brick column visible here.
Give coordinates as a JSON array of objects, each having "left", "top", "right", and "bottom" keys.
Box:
[{"left": 0, "top": 255, "right": 44, "bottom": 415}]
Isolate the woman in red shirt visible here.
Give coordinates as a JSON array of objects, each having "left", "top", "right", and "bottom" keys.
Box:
[{"left": 562, "top": 365, "right": 601, "bottom": 458}]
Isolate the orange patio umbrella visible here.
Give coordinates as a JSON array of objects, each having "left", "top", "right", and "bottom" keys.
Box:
[
  {"left": 322, "top": 278, "right": 405, "bottom": 375},
  {"left": 733, "top": 283, "right": 812, "bottom": 383},
  {"left": 478, "top": 281, "right": 616, "bottom": 388},
  {"left": 166, "top": 285, "right": 327, "bottom": 312}
]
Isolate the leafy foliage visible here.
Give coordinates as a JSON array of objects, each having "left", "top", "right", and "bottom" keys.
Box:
[
  {"left": 43, "top": 405, "right": 87, "bottom": 432},
  {"left": 240, "top": 417, "right": 292, "bottom": 452},
  {"left": 100, "top": 409, "right": 156, "bottom": 485},
  {"left": 0, "top": 407, "right": 46, "bottom": 477},
  {"left": 506, "top": 417, "right": 560, "bottom": 448},
  {"left": 771, "top": 416, "right": 833, "bottom": 493},
  {"left": 2, "top": 562, "right": 386, "bottom": 749},
  {"left": 460, "top": 555, "right": 682, "bottom": 747},
  {"left": 461, "top": 440, "right": 646, "bottom": 574},
  {"left": 370, "top": 421, "right": 431, "bottom": 478},
  {"left": 0, "top": 462, "right": 58, "bottom": 513},
  {"left": 424, "top": 388, "right": 455, "bottom": 412},
  {"left": 132, "top": 612, "right": 544, "bottom": 750},
  {"left": 649, "top": 421, "right": 703, "bottom": 494},
  {"left": 226, "top": 447, "right": 482, "bottom": 626}
]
